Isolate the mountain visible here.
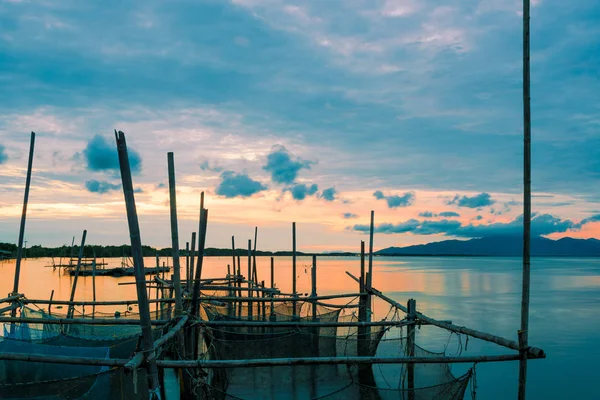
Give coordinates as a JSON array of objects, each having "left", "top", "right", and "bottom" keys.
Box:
[{"left": 376, "top": 236, "right": 600, "bottom": 257}]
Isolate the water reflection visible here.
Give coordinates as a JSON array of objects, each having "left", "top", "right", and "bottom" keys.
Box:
[{"left": 1, "top": 256, "right": 599, "bottom": 399}]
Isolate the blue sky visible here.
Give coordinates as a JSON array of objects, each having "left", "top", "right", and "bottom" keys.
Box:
[{"left": 0, "top": 0, "right": 598, "bottom": 251}]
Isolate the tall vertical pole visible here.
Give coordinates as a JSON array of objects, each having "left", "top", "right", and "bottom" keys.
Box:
[
  {"left": 311, "top": 255, "right": 317, "bottom": 320},
  {"left": 185, "top": 242, "right": 190, "bottom": 291},
  {"left": 252, "top": 227, "right": 258, "bottom": 294},
  {"left": 292, "top": 222, "right": 297, "bottom": 318},
  {"left": 196, "top": 191, "right": 204, "bottom": 287},
  {"left": 191, "top": 208, "right": 208, "bottom": 360},
  {"left": 270, "top": 256, "right": 275, "bottom": 319},
  {"left": 407, "top": 299, "right": 416, "bottom": 400},
  {"left": 11, "top": 132, "right": 35, "bottom": 298},
  {"left": 519, "top": 1, "right": 532, "bottom": 399},
  {"left": 358, "top": 241, "right": 367, "bottom": 357},
  {"left": 67, "top": 230, "right": 87, "bottom": 319},
  {"left": 367, "top": 211, "right": 374, "bottom": 323},
  {"left": 167, "top": 152, "right": 183, "bottom": 317},
  {"left": 92, "top": 251, "right": 97, "bottom": 319},
  {"left": 189, "top": 232, "right": 197, "bottom": 295},
  {"left": 248, "top": 239, "right": 253, "bottom": 318},
  {"left": 231, "top": 236, "right": 237, "bottom": 280},
  {"left": 115, "top": 131, "right": 161, "bottom": 399}
]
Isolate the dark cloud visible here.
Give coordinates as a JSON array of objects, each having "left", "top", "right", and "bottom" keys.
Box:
[
  {"left": 216, "top": 170, "right": 267, "bottom": 198},
  {"left": 0, "top": 145, "right": 7, "bottom": 164},
  {"left": 353, "top": 214, "right": 594, "bottom": 238},
  {"left": 448, "top": 193, "right": 495, "bottom": 208},
  {"left": 373, "top": 190, "right": 415, "bottom": 208},
  {"left": 439, "top": 211, "right": 460, "bottom": 217},
  {"left": 319, "top": 187, "right": 337, "bottom": 202},
  {"left": 85, "top": 179, "right": 120, "bottom": 194},
  {"left": 200, "top": 160, "right": 224, "bottom": 173},
  {"left": 373, "top": 190, "right": 385, "bottom": 200},
  {"left": 419, "top": 211, "right": 434, "bottom": 218},
  {"left": 475, "top": 215, "right": 483, "bottom": 220},
  {"left": 156, "top": 182, "right": 166, "bottom": 189},
  {"left": 83, "top": 135, "right": 141, "bottom": 174},
  {"left": 288, "top": 183, "right": 318, "bottom": 200},
  {"left": 263, "top": 145, "right": 313, "bottom": 184},
  {"left": 343, "top": 213, "right": 358, "bottom": 219}
]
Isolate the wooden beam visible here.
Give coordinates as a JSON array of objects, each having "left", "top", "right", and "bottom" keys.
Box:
[
  {"left": 167, "top": 152, "right": 183, "bottom": 317},
  {"left": 0, "top": 316, "right": 168, "bottom": 325},
  {"left": 67, "top": 230, "right": 87, "bottom": 319}
]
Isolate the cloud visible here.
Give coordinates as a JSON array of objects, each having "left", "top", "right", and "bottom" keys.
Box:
[
  {"left": 83, "top": 135, "right": 142, "bottom": 174},
  {"left": 475, "top": 215, "right": 483, "bottom": 220},
  {"left": 319, "top": 187, "right": 337, "bottom": 202},
  {"left": 352, "top": 214, "right": 596, "bottom": 238},
  {"left": 448, "top": 193, "right": 495, "bottom": 208},
  {"left": 419, "top": 211, "right": 434, "bottom": 217},
  {"left": 373, "top": 190, "right": 415, "bottom": 208},
  {"left": 156, "top": 182, "right": 166, "bottom": 189},
  {"left": 85, "top": 179, "right": 121, "bottom": 194},
  {"left": 0, "top": 145, "right": 7, "bottom": 164},
  {"left": 200, "top": 160, "right": 224, "bottom": 173},
  {"left": 216, "top": 170, "right": 267, "bottom": 198},
  {"left": 373, "top": 190, "right": 385, "bottom": 200},
  {"left": 287, "top": 183, "right": 318, "bottom": 200},
  {"left": 439, "top": 211, "right": 460, "bottom": 217},
  {"left": 263, "top": 145, "right": 313, "bottom": 184},
  {"left": 343, "top": 212, "right": 358, "bottom": 219}
]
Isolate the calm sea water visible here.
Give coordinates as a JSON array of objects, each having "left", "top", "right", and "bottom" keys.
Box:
[{"left": 1, "top": 255, "right": 598, "bottom": 399}]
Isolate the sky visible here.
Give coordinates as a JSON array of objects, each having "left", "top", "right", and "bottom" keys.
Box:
[{"left": 0, "top": 0, "right": 599, "bottom": 252}]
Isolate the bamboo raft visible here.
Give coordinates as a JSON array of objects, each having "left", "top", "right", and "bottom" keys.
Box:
[{"left": 1, "top": 3, "right": 543, "bottom": 396}]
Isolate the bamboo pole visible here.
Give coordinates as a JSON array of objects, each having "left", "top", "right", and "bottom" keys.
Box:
[
  {"left": 67, "top": 230, "right": 87, "bottom": 319},
  {"left": 346, "top": 272, "right": 545, "bottom": 359},
  {"left": 0, "top": 316, "right": 169, "bottom": 325},
  {"left": 247, "top": 239, "right": 253, "bottom": 317},
  {"left": 185, "top": 242, "right": 190, "bottom": 291},
  {"left": 92, "top": 253, "right": 97, "bottom": 319},
  {"left": 155, "top": 254, "right": 160, "bottom": 316},
  {"left": 253, "top": 227, "right": 258, "bottom": 292},
  {"left": 292, "top": 222, "right": 297, "bottom": 318},
  {"left": 115, "top": 131, "right": 161, "bottom": 398},
  {"left": 311, "top": 255, "right": 317, "bottom": 320},
  {"left": 0, "top": 353, "right": 538, "bottom": 369},
  {"left": 367, "top": 210, "right": 374, "bottom": 323},
  {"left": 270, "top": 256, "right": 275, "bottom": 319},
  {"left": 407, "top": 299, "right": 416, "bottom": 400},
  {"left": 197, "top": 191, "right": 205, "bottom": 287},
  {"left": 167, "top": 152, "right": 183, "bottom": 317},
  {"left": 358, "top": 241, "right": 367, "bottom": 357},
  {"left": 10, "top": 132, "right": 35, "bottom": 327},
  {"left": 189, "top": 232, "right": 197, "bottom": 294},
  {"left": 190, "top": 209, "right": 208, "bottom": 317},
  {"left": 48, "top": 290, "right": 54, "bottom": 316},
  {"left": 0, "top": 294, "right": 24, "bottom": 304},
  {"left": 519, "top": 0, "right": 532, "bottom": 399}
]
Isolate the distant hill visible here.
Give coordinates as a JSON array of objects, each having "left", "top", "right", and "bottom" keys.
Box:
[{"left": 376, "top": 236, "right": 600, "bottom": 257}]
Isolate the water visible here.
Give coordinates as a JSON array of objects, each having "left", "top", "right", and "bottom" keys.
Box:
[{"left": 1, "top": 256, "right": 598, "bottom": 399}]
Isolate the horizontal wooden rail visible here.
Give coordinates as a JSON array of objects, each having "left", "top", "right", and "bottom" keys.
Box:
[{"left": 0, "top": 316, "right": 168, "bottom": 326}]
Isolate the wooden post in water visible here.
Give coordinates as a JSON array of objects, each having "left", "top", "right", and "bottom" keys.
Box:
[
  {"left": 270, "top": 257, "right": 275, "bottom": 320},
  {"left": 185, "top": 242, "right": 190, "bottom": 291},
  {"left": 48, "top": 290, "right": 54, "bottom": 316},
  {"left": 237, "top": 254, "right": 242, "bottom": 317},
  {"left": 292, "top": 222, "right": 297, "bottom": 318},
  {"left": 247, "top": 240, "right": 253, "bottom": 318},
  {"left": 519, "top": 0, "right": 532, "bottom": 398},
  {"left": 155, "top": 254, "right": 160, "bottom": 316},
  {"left": 67, "top": 230, "right": 87, "bottom": 319},
  {"left": 358, "top": 241, "right": 367, "bottom": 358},
  {"left": 367, "top": 210, "right": 374, "bottom": 323},
  {"left": 195, "top": 191, "right": 204, "bottom": 287},
  {"left": 191, "top": 208, "right": 208, "bottom": 360},
  {"left": 252, "top": 227, "right": 258, "bottom": 298},
  {"left": 231, "top": 236, "right": 236, "bottom": 280},
  {"left": 115, "top": 131, "right": 161, "bottom": 399},
  {"left": 92, "top": 251, "right": 97, "bottom": 319},
  {"left": 189, "top": 232, "right": 197, "bottom": 294},
  {"left": 167, "top": 152, "right": 184, "bottom": 317},
  {"left": 407, "top": 299, "right": 416, "bottom": 400},
  {"left": 10, "top": 132, "right": 35, "bottom": 325}
]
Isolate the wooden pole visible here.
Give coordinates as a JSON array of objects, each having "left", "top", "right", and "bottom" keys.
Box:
[
  {"left": 196, "top": 191, "right": 204, "bottom": 287},
  {"left": 167, "top": 151, "right": 183, "bottom": 317},
  {"left": 189, "top": 232, "right": 197, "bottom": 294},
  {"left": 367, "top": 210, "right": 374, "bottom": 323},
  {"left": 115, "top": 130, "right": 161, "bottom": 399},
  {"left": 67, "top": 230, "right": 87, "bottom": 319},
  {"left": 358, "top": 241, "right": 367, "bottom": 358},
  {"left": 10, "top": 132, "right": 35, "bottom": 325},
  {"left": 191, "top": 208, "right": 208, "bottom": 360},
  {"left": 248, "top": 239, "right": 253, "bottom": 318},
  {"left": 48, "top": 290, "right": 54, "bottom": 316},
  {"left": 519, "top": 0, "right": 532, "bottom": 399},
  {"left": 292, "top": 222, "right": 297, "bottom": 318},
  {"left": 231, "top": 235, "right": 236, "bottom": 279},
  {"left": 270, "top": 257, "right": 275, "bottom": 319},
  {"left": 92, "top": 252, "right": 97, "bottom": 319},
  {"left": 253, "top": 227, "right": 258, "bottom": 289},
  {"left": 185, "top": 242, "right": 190, "bottom": 291},
  {"left": 311, "top": 255, "right": 317, "bottom": 320},
  {"left": 155, "top": 254, "right": 160, "bottom": 316},
  {"left": 407, "top": 299, "right": 416, "bottom": 400},
  {"left": 237, "top": 254, "right": 242, "bottom": 317}
]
